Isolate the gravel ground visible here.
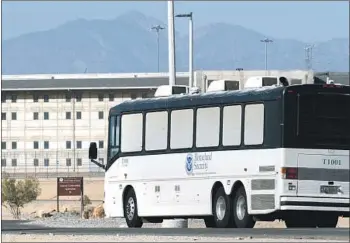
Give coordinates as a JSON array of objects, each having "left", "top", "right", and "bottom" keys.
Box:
[
  {"left": 2, "top": 234, "right": 348, "bottom": 242},
  {"left": 20, "top": 211, "right": 206, "bottom": 228},
  {"left": 15, "top": 211, "right": 349, "bottom": 229}
]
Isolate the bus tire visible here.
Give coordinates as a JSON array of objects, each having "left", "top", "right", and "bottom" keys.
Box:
[
  {"left": 211, "top": 187, "right": 232, "bottom": 228},
  {"left": 123, "top": 188, "right": 143, "bottom": 228},
  {"left": 316, "top": 213, "right": 338, "bottom": 228},
  {"left": 232, "top": 186, "right": 256, "bottom": 228}
]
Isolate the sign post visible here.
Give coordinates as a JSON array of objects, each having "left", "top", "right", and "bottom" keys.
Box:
[{"left": 57, "top": 177, "right": 84, "bottom": 215}]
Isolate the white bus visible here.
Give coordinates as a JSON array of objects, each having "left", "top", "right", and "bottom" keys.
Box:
[{"left": 89, "top": 79, "right": 349, "bottom": 228}]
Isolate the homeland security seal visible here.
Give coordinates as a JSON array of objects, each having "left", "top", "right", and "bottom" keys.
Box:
[{"left": 185, "top": 153, "right": 193, "bottom": 175}]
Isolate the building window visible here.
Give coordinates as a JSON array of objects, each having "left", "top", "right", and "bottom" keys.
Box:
[
  {"left": 98, "top": 140, "right": 104, "bottom": 149},
  {"left": 98, "top": 111, "right": 104, "bottom": 119},
  {"left": 33, "top": 94, "right": 39, "bottom": 102},
  {"left": 12, "top": 159, "right": 17, "bottom": 167},
  {"left": 66, "top": 112, "right": 71, "bottom": 119},
  {"left": 75, "top": 93, "right": 82, "bottom": 102},
  {"left": 44, "top": 141, "right": 49, "bottom": 149},
  {"left": 98, "top": 94, "right": 104, "bottom": 101},
  {"left": 109, "top": 94, "right": 114, "bottom": 101},
  {"left": 65, "top": 93, "right": 72, "bottom": 102},
  {"left": 131, "top": 93, "right": 137, "bottom": 100},
  {"left": 76, "top": 111, "right": 82, "bottom": 120},
  {"left": 11, "top": 112, "right": 17, "bottom": 120},
  {"left": 98, "top": 158, "right": 104, "bottom": 165},
  {"left": 66, "top": 158, "right": 72, "bottom": 167},
  {"left": 43, "top": 95, "right": 49, "bottom": 102},
  {"left": 1, "top": 142, "right": 6, "bottom": 150},
  {"left": 1, "top": 159, "right": 6, "bottom": 167},
  {"left": 33, "top": 141, "right": 39, "bottom": 149},
  {"left": 1, "top": 94, "right": 6, "bottom": 103},
  {"left": 141, "top": 92, "right": 148, "bottom": 98},
  {"left": 44, "top": 112, "right": 49, "bottom": 120},
  {"left": 33, "top": 112, "right": 39, "bottom": 120},
  {"left": 66, "top": 141, "right": 71, "bottom": 149},
  {"left": 77, "top": 158, "right": 82, "bottom": 166},
  {"left": 44, "top": 158, "right": 49, "bottom": 167},
  {"left": 12, "top": 142, "right": 17, "bottom": 150},
  {"left": 11, "top": 94, "right": 17, "bottom": 103},
  {"left": 1, "top": 112, "right": 6, "bottom": 120},
  {"left": 76, "top": 141, "right": 82, "bottom": 149},
  {"left": 33, "top": 158, "right": 39, "bottom": 166}
]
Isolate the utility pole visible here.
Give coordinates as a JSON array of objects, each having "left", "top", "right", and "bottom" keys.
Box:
[
  {"left": 167, "top": 0, "right": 176, "bottom": 86},
  {"left": 175, "top": 12, "right": 194, "bottom": 88},
  {"left": 260, "top": 38, "right": 273, "bottom": 72},
  {"left": 151, "top": 25, "right": 165, "bottom": 72}
]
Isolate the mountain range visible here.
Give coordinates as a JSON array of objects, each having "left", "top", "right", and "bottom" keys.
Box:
[{"left": 3, "top": 11, "right": 349, "bottom": 75}]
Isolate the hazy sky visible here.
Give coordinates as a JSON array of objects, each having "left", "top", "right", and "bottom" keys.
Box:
[{"left": 3, "top": 1, "right": 349, "bottom": 42}]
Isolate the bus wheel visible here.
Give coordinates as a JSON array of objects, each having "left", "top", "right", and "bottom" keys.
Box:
[
  {"left": 211, "top": 187, "right": 232, "bottom": 228},
  {"left": 232, "top": 186, "right": 256, "bottom": 228},
  {"left": 316, "top": 213, "right": 338, "bottom": 228},
  {"left": 123, "top": 188, "right": 143, "bottom": 228}
]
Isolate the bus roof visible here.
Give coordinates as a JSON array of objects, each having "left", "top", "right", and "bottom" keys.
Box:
[
  {"left": 110, "top": 85, "right": 286, "bottom": 115},
  {"left": 109, "top": 83, "right": 350, "bottom": 115}
]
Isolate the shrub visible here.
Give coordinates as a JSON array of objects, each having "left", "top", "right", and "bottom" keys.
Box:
[
  {"left": 83, "top": 195, "right": 92, "bottom": 207},
  {"left": 1, "top": 175, "right": 41, "bottom": 219}
]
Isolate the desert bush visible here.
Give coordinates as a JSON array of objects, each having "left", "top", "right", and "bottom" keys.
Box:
[
  {"left": 1, "top": 175, "right": 41, "bottom": 219},
  {"left": 83, "top": 195, "right": 92, "bottom": 207}
]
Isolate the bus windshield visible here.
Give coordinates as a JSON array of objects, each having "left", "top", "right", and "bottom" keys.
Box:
[
  {"left": 284, "top": 88, "right": 350, "bottom": 150},
  {"left": 108, "top": 115, "right": 120, "bottom": 162}
]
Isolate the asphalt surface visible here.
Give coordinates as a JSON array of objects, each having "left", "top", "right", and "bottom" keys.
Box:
[{"left": 2, "top": 220, "right": 349, "bottom": 240}]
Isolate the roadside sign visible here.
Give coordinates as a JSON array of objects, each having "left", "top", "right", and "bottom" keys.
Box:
[{"left": 57, "top": 177, "right": 83, "bottom": 196}]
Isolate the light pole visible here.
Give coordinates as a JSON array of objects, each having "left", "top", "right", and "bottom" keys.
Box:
[
  {"left": 151, "top": 25, "right": 165, "bottom": 72},
  {"left": 260, "top": 38, "right": 273, "bottom": 71},
  {"left": 175, "top": 12, "right": 194, "bottom": 88},
  {"left": 304, "top": 44, "right": 314, "bottom": 70},
  {"left": 167, "top": 0, "right": 176, "bottom": 86}
]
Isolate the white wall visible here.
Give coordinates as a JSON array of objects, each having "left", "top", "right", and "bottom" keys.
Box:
[{"left": 1, "top": 89, "right": 154, "bottom": 174}]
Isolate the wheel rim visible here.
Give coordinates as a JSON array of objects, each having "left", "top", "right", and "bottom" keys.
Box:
[
  {"left": 236, "top": 195, "right": 246, "bottom": 221},
  {"left": 126, "top": 197, "right": 135, "bottom": 220},
  {"left": 216, "top": 196, "right": 226, "bottom": 221}
]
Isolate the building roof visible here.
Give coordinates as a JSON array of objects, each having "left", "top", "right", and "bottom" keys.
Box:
[
  {"left": 314, "top": 72, "right": 349, "bottom": 85},
  {"left": 2, "top": 72, "right": 190, "bottom": 91}
]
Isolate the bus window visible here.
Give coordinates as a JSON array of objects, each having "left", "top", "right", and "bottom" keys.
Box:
[
  {"left": 284, "top": 91, "right": 350, "bottom": 150},
  {"left": 297, "top": 93, "right": 350, "bottom": 149},
  {"left": 108, "top": 115, "right": 120, "bottom": 161}
]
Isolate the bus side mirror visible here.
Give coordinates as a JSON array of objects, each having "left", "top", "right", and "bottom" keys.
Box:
[{"left": 89, "top": 142, "right": 98, "bottom": 160}]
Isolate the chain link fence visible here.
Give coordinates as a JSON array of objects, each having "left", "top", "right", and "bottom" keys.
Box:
[{"left": 1, "top": 150, "right": 106, "bottom": 179}]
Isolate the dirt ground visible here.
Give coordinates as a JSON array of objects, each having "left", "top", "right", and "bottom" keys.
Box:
[
  {"left": 1, "top": 178, "right": 349, "bottom": 229},
  {"left": 36, "top": 178, "right": 105, "bottom": 200},
  {"left": 2, "top": 234, "right": 348, "bottom": 242},
  {"left": 1, "top": 178, "right": 104, "bottom": 219}
]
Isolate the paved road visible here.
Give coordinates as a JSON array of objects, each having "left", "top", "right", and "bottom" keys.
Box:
[{"left": 2, "top": 220, "right": 349, "bottom": 241}]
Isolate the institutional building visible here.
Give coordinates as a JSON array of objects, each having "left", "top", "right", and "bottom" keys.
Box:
[{"left": 1, "top": 70, "right": 347, "bottom": 177}]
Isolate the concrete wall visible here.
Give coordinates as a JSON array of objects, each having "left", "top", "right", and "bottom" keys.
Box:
[{"left": 1, "top": 89, "right": 154, "bottom": 175}]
